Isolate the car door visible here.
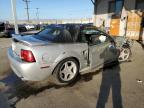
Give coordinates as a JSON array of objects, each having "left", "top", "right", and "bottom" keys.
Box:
[{"left": 89, "top": 34, "right": 117, "bottom": 69}]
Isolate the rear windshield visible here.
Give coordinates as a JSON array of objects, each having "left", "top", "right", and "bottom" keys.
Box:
[{"left": 34, "top": 26, "right": 73, "bottom": 42}]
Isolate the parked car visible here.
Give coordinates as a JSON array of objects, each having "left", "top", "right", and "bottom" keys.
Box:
[
  {"left": 18, "top": 25, "right": 27, "bottom": 32},
  {"left": 8, "top": 25, "right": 120, "bottom": 85},
  {"left": 25, "top": 24, "right": 35, "bottom": 30},
  {"left": 0, "top": 22, "right": 6, "bottom": 37},
  {"left": 4, "top": 27, "right": 15, "bottom": 37},
  {"left": 0, "top": 22, "right": 15, "bottom": 38},
  {"left": 0, "top": 23, "right": 28, "bottom": 38}
]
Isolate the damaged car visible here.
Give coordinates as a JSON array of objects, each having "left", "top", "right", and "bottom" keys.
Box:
[{"left": 8, "top": 25, "right": 120, "bottom": 85}]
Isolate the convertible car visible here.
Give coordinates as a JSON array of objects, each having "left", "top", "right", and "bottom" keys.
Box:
[{"left": 8, "top": 25, "right": 120, "bottom": 85}]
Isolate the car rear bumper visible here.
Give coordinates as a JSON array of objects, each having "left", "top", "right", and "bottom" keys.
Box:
[{"left": 7, "top": 48, "right": 54, "bottom": 81}]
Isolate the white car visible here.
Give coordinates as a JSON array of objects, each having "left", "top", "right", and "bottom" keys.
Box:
[{"left": 25, "top": 24, "right": 35, "bottom": 30}]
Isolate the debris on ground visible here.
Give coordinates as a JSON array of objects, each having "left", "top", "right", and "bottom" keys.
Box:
[{"left": 136, "top": 79, "right": 143, "bottom": 83}]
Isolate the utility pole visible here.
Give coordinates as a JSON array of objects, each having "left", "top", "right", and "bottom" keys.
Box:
[
  {"left": 22, "top": 0, "right": 31, "bottom": 22},
  {"left": 36, "top": 8, "right": 39, "bottom": 24},
  {"left": 90, "top": 0, "right": 97, "bottom": 15},
  {"left": 90, "top": 0, "right": 100, "bottom": 26},
  {"left": 11, "top": 0, "right": 19, "bottom": 34}
]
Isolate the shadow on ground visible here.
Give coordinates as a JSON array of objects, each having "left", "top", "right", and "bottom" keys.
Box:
[
  {"left": 137, "top": 41, "right": 144, "bottom": 49},
  {"left": 0, "top": 70, "right": 98, "bottom": 107},
  {"left": 0, "top": 61, "right": 122, "bottom": 108},
  {"left": 96, "top": 64, "right": 123, "bottom": 108}
]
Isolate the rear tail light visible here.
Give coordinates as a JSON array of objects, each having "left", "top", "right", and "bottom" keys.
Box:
[{"left": 21, "top": 49, "right": 36, "bottom": 62}]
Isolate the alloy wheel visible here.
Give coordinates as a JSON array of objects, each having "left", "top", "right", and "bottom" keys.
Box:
[
  {"left": 118, "top": 48, "right": 130, "bottom": 62},
  {"left": 59, "top": 61, "right": 77, "bottom": 82}
]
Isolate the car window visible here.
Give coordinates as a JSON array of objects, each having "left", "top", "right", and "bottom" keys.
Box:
[
  {"left": 34, "top": 26, "right": 73, "bottom": 42},
  {"left": 89, "top": 34, "right": 110, "bottom": 45},
  {"left": 38, "top": 27, "right": 61, "bottom": 36},
  {"left": 78, "top": 27, "right": 114, "bottom": 45},
  {"left": 82, "top": 29, "right": 99, "bottom": 35},
  {"left": 78, "top": 28, "right": 100, "bottom": 43},
  {"left": 35, "top": 27, "right": 62, "bottom": 41}
]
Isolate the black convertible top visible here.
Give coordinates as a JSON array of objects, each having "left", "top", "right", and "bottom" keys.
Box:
[
  {"left": 35, "top": 24, "right": 102, "bottom": 43},
  {"left": 34, "top": 25, "right": 73, "bottom": 43}
]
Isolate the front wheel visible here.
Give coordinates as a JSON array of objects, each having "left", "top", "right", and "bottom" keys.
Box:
[
  {"left": 52, "top": 58, "right": 79, "bottom": 85},
  {"left": 118, "top": 47, "right": 131, "bottom": 62}
]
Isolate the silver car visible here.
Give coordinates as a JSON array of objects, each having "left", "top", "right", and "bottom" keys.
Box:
[{"left": 8, "top": 25, "right": 119, "bottom": 85}]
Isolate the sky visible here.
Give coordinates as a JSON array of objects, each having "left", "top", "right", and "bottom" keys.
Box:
[{"left": 0, "top": 0, "right": 93, "bottom": 21}]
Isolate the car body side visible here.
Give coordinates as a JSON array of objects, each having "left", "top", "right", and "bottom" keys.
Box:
[{"left": 8, "top": 42, "right": 89, "bottom": 81}]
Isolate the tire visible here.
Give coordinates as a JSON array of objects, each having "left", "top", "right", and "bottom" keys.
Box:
[
  {"left": 52, "top": 58, "right": 79, "bottom": 85},
  {"left": 118, "top": 47, "right": 131, "bottom": 62}
]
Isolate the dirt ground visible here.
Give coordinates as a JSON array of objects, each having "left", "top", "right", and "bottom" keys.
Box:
[
  {"left": 0, "top": 38, "right": 144, "bottom": 108},
  {"left": 0, "top": 38, "right": 11, "bottom": 79}
]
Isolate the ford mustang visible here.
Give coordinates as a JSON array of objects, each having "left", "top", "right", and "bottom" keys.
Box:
[{"left": 8, "top": 25, "right": 120, "bottom": 85}]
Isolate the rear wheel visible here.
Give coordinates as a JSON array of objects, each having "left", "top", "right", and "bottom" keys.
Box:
[{"left": 52, "top": 58, "right": 79, "bottom": 85}]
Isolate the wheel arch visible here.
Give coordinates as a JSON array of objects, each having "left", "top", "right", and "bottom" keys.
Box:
[
  {"left": 52, "top": 56, "right": 80, "bottom": 75},
  {"left": 122, "top": 43, "right": 130, "bottom": 48}
]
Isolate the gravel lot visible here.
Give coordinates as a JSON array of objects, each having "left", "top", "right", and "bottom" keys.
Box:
[
  {"left": 0, "top": 38, "right": 11, "bottom": 78},
  {"left": 0, "top": 38, "right": 11, "bottom": 49},
  {"left": 0, "top": 38, "right": 144, "bottom": 108}
]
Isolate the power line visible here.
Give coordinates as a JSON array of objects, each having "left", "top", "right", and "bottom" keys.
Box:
[{"left": 22, "top": 0, "right": 31, "bottom": 22}]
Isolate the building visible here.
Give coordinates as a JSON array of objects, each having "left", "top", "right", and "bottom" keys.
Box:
[{"left": 93, "top": 0, "right": 144, "bottom": 41}]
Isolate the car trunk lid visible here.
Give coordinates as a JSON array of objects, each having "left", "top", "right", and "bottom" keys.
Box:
[
  {"left": 12, "top": 35, "right": 50, "bottom": 46},
  {"left": 11, "top": 35, "right": 51, "bottom": 59}
]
